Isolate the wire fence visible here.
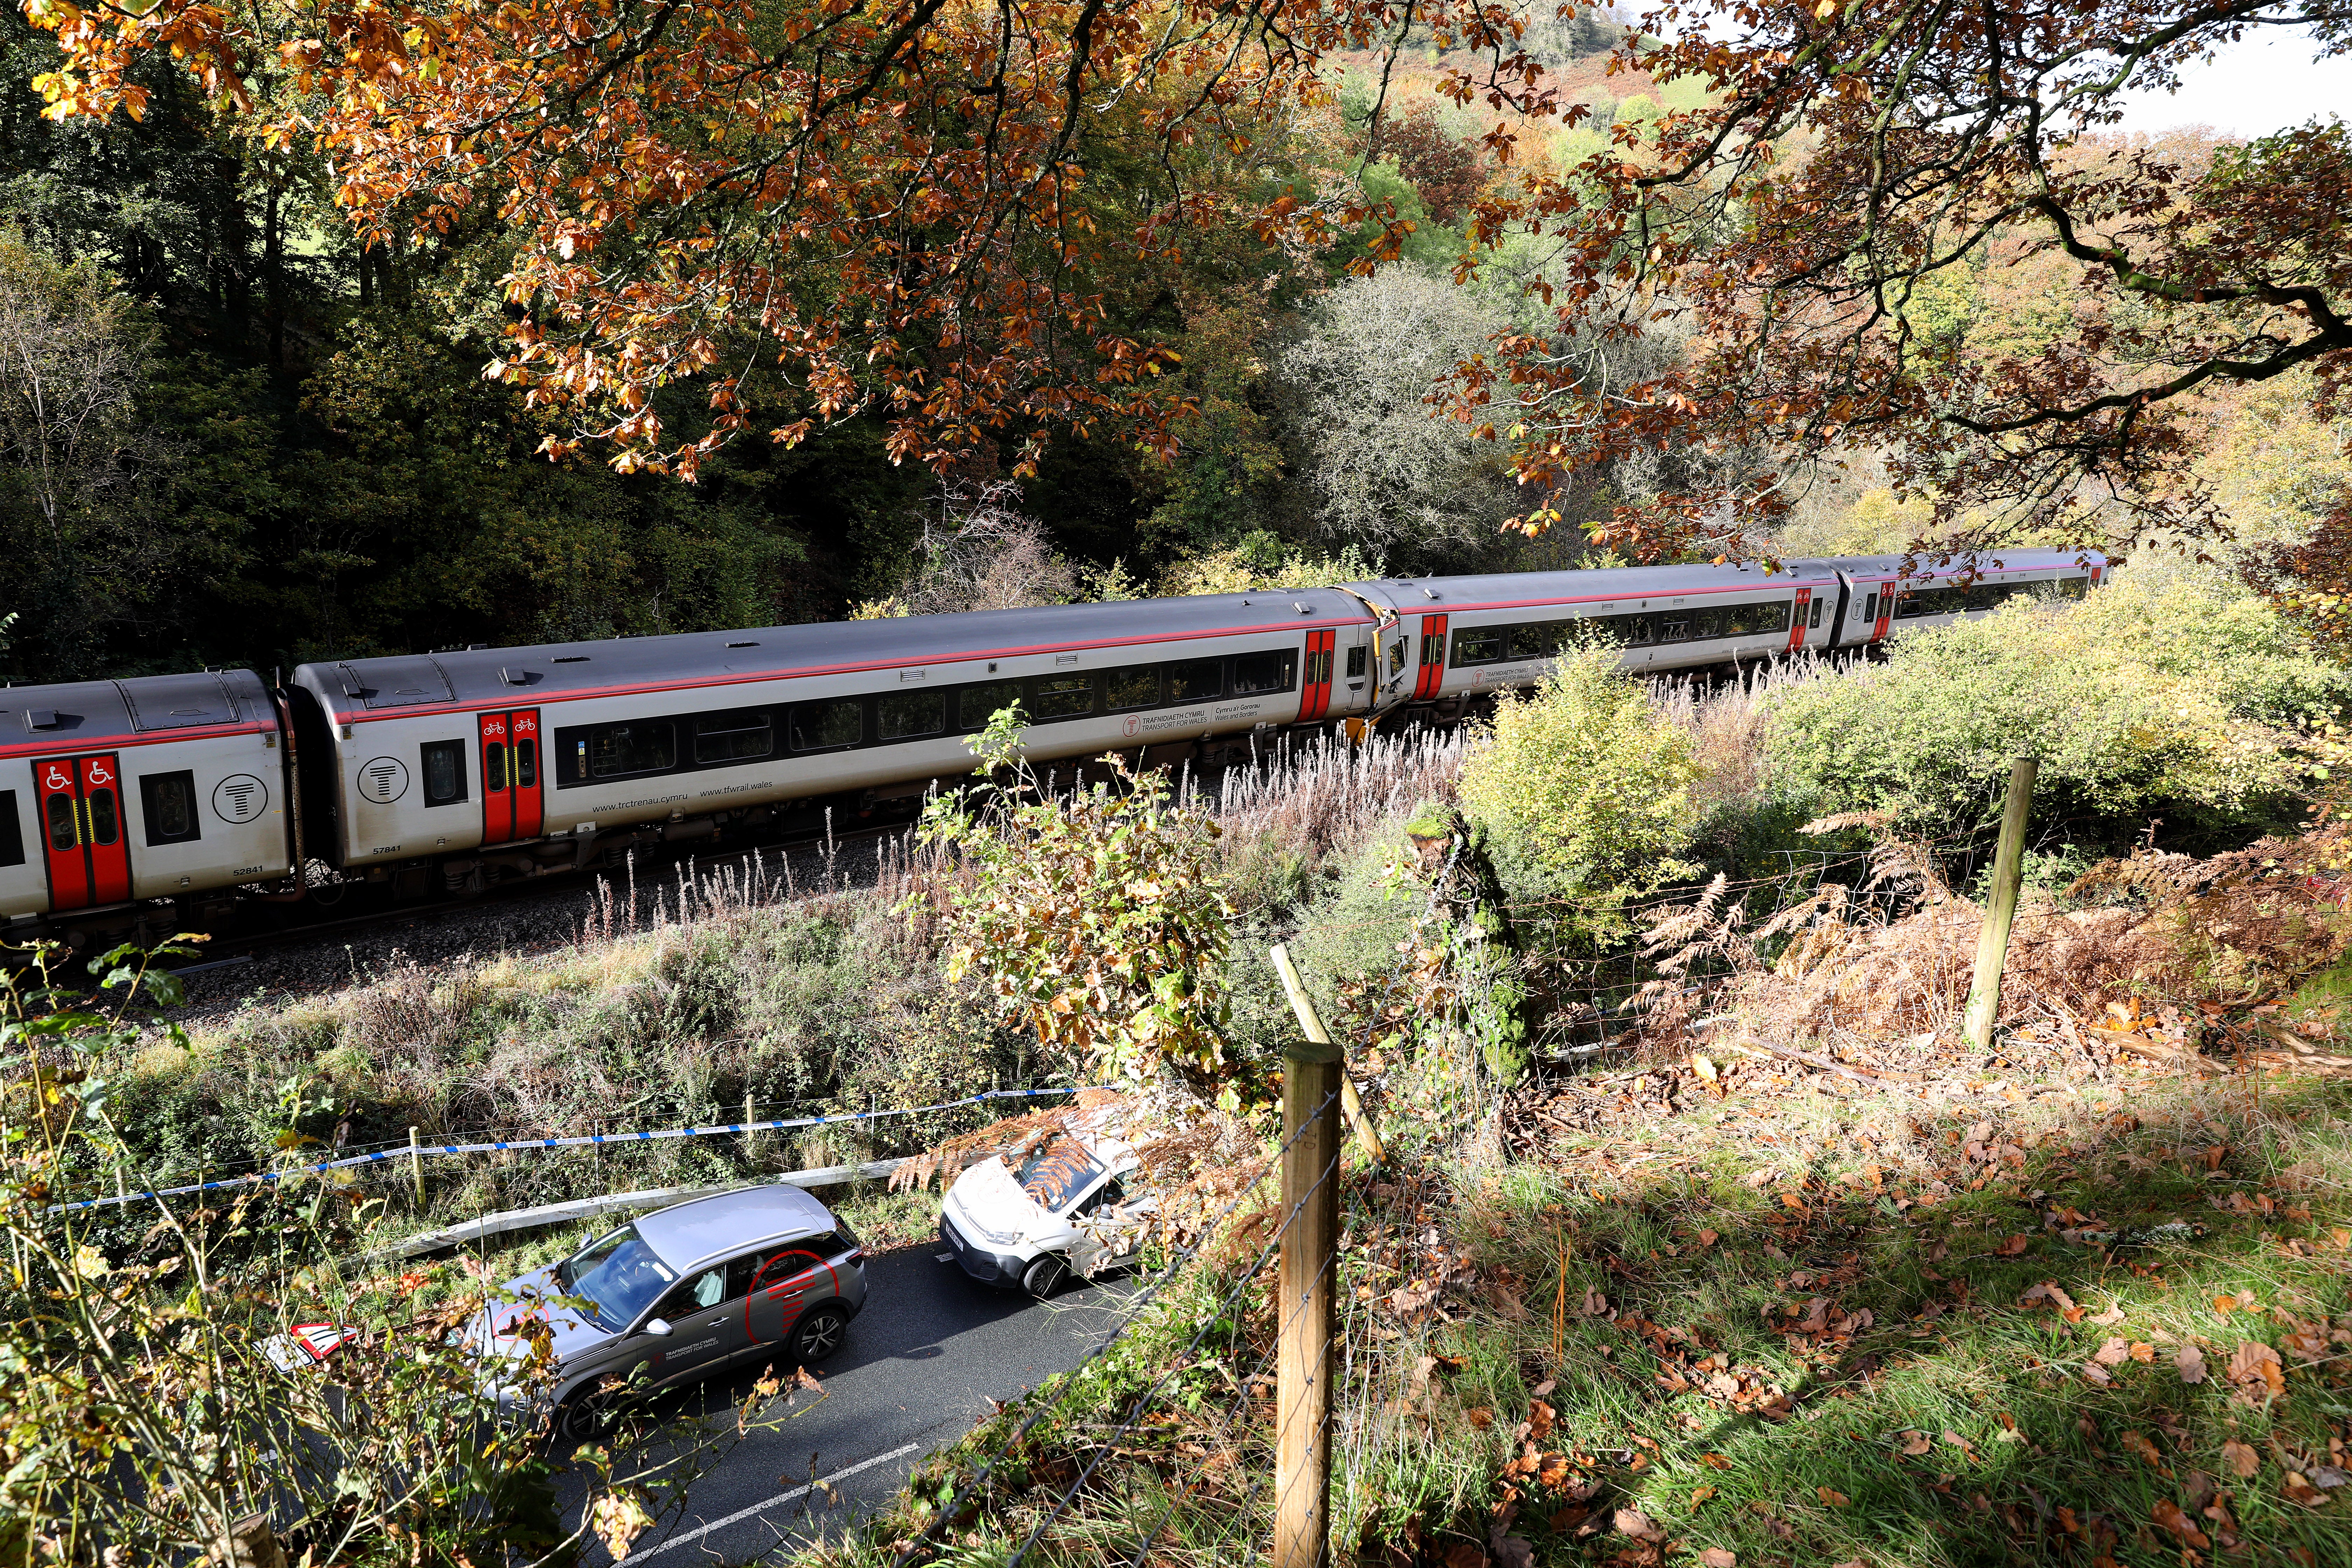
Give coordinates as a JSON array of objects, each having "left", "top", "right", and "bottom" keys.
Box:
[{"left": 46, "top": 1085, "right": 1092, "bottom": 1216}]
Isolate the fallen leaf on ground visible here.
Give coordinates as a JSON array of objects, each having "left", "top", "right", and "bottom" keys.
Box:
[
  {"left": 1816, "top": 1486, "right": 1850, "bottom": 1506},
  {"left": 2122, "top": 1432, "right": 2165, "bottom": 1469},
  {"left": 1614, "top": 1507, "right": 1661, "bottom": 1541},
  {"left": 2224, "top": 1438, "right": 2262, "bottom": 1478},
  {"left": 2094, "top": 1338, "right": 2131, "bottom": 1367},
  {"left": 2227, "top": 1342, "right": 2286, "bottom": 1402},
  {"left": 1700, "top": 1551, "right": 1736, "bottom": 1568},
  {"left": 2152, "top": 1499, "right": 2212, "bottom": 1548},
  {"left": 1996, "top": 1234, "right": 2031, "bottom": 1255},
  {"left": 1898, "top": 1429, "right": 1932, "bottom": 1455},
  {"left": 2177, "top": 1345, "right": 2208, "bottom": 1385}
]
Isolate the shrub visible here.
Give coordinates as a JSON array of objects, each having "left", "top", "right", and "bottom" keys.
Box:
[
  {"left": 1762, "top": 571, "right": 2352, "bottom": 845},
  {"left": 1457, "top": 650, "right": 1704, "bottom": 944}
]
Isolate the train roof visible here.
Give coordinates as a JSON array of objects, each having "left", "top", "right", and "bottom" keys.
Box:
[
  {"left": 0, "top": 669, "right": 274, "bottom": 757},
  {"left": 292, "top": 588, "right": 1371, "bottom": 714},
  {"left": 1355, "top": 560, "right": 1843, "bottom": 616},
  {"left": 1820, "top": 550, "right": 2105, "bottom": 580}
]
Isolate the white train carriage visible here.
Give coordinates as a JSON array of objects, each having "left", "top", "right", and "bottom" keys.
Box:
[
  {"left": 287, "top": 590, "right": 1373, "bottom": 892},
  {"left": 1347, "top": 561, "right": 1850, "bottom": 715},
  {"left": 0, "top": 671, "right": 292, "bottom": 924},
  {"left": 1826, "top": 551, "right": 2106, "bottom": 646}
]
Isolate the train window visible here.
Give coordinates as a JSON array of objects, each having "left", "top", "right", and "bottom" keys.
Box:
[
  {"left": 1304, "top": 644, "right": 1332, "bottom": 687},
  {"left": 1167, "top": 660, "right": 1222, "bottom": 703},
  {"left": 1508, "top": 624, "right": 1558, "bottom": 660},
  {"left": 422, "top": 740, "right": 469, "bottom": 804},
  {"left": 959, "top": 680, "right": 1022, "bottom": 729},
  {"left": 485, "top": 743, "right": 509, "bottom": 793},
  {"left": 87, "top": 787, "right": 119, "bottom": 847},
  {"left": 1449, "top": 627, "right": 1505, "bottom": 666},
  {"left": 1106, "top": 666, "right": 1160, "bottom": 711},
  {"left": 1386, "top": 639, "right": 1408, "bottom": 678},
  {"left": 1345, "top": 646, "right": 1367, "bottom": 679},
  {"left": 1232, "top": 650, "right": 1296, "bottom": 696},
  {"left": 1656, "top": 616, "right": 1689, "bottom": 643},
  {"left": 0, "top": 790, "right": 19, "bottom": 867},
  {"left": 1689, "top": 611, "right": 1723, "bottom": 640},
  {"left": 139, "top": 771, "right": 201, "bottom": 846},
  {"left": 1619, "top": 614, "right": 1655, "bottom": 645},
  {"left": 789, "top": 701, "right": 863, "bottom": 752},
  {"left": 693, "top": 709, "right": 775, "bottom": 765},
  {"left": 878, "top": 691, "right": 945, "bottom": 741},
  {"left": 585, "top": 722, "right": 677, "bottom": 778},
  {"left": 515, "top": 738, "right": 537, "bottom": 787},
  {"left": 2059, "top": 576, "right": 2088, "bottom": 600},
  {"left": 1030, "top": 674, "right": 1094, "bottom": 721},
  {"left": 1809, "top": 596, "right": 1825, "bottom": 629},
  {"left": 1863, "top": 593, "right": 1878, "bottom": 622},
  {"left": 1724, "top": 601, "right": 1790, "bottom": 637}
]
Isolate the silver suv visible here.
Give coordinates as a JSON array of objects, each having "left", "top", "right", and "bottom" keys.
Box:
[{"left": 469, "top": 1184, "right": 868, "bottom": 1443}]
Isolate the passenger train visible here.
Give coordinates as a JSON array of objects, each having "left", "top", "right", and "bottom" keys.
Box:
[{"left": 0, "top": 551, "right": 2104, "bottom": 943}]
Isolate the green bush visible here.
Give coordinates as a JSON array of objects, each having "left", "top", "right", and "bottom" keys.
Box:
[
  {"left": 1457, "top": 650, "right": 1703, "bottom": 943},
  {"left": 1763, "top": 572, "right": 2352, "bottom": 845}
]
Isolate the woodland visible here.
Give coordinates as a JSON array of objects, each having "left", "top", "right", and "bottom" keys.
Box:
[{"left": 2, "top": 0, "right": 2343, "bottom": 685}]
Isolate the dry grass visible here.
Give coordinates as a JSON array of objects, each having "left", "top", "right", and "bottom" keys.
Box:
[{"left": 1637, "top": 816, "right": 2352, "bottom": 1078}]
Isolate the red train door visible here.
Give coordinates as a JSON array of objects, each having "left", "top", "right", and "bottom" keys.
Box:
[
  {"left": 1872, "top": 580, "right": 1894, "bottom": 641},
  {"left": 1788, "top": 588, "right": 1811, "bottom": 651},
  {"left": 478, "top": 709, "right": 544, "bottom": 846},
  {"left": 1413, "top": 615, "right": 1449, "bottom": 701},
  {"left": 1300, "top": 630, "right": 1335, "bottom": 721},
  {"left": 34, "top": 753, "right": 132, "bottom": 910}
]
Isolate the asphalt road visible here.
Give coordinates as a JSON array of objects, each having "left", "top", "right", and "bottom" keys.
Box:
[{"left": 567, "top": 1242, "right": 1142, "bottom": 1566}]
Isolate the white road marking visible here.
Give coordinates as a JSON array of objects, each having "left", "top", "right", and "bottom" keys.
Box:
[{"left": 625, "top": 1439, "right": 927, "bottom": 1562}]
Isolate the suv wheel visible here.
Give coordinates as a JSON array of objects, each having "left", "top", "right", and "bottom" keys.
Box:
[
  {"left": 1021, "top": 1254, "right": 1070, "bottom": 1299},
  {"left": 789, "top": 1305, "right": 849, "bottom": 1364},
  {"left": 556, "top": 1386, "right": 622, "bottom": 1448}
]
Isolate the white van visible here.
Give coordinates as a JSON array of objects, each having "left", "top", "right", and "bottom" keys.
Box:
[{"left": 938, "top": 1123, "right": 1153, "bottom": 1296}]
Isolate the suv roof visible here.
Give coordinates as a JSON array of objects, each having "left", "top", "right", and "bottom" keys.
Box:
[{"left": 636, "top": 1185, "right": 837, "bottom": 1272}]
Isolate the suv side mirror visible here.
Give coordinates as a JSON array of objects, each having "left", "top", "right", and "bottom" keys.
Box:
[{"left": 641, "top": 1317, "right": 673, "bottom": 1337}]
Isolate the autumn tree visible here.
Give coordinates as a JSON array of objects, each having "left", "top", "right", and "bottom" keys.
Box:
[
  {"left": 23, "top": 0, "right": 1571, "bottom": 483},
  {"left": 1373, "top": 101, "right": 1485, "bottom": 223},
  {"left": 1434, "top": 1, "right": 2352, "bottom": 565}
]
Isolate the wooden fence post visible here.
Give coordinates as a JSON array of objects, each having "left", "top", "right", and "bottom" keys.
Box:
[
  {"left": 1963, "top": 757, "right": 2038, "bottom": 1052},
  {"left": 1275, "top": 1036, "right": 1340, "bottom": 1568},
  {"left": 1269, "top": 943, "right": 1385, "bottom": 1164}
]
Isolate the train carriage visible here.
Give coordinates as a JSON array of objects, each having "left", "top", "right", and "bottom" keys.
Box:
[
  {"left": 287, "top": 589, "right": 1373, "bottom": 894},
  {"left": 0, "top": 671, "right": 291, "bottom": 923}
]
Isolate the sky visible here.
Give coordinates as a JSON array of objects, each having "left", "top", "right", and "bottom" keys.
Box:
[{"left": 2109, "top": 27, "right": 2346, "bottom": 136}]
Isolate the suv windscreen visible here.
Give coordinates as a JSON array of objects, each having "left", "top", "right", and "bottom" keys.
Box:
[
  {"left": 560, "top": 1225, "right": 678, "bottom": 1329},
  {"left": 1015, "top": 1137, "right": 1106, "bottom": 1213}
]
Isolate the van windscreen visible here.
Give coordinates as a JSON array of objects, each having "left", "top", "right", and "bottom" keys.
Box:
[{"left": 1014, "top": 1137, "right": 1106, "bottom": 1213}]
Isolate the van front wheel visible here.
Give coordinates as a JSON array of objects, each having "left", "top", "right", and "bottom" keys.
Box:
[{"left": 1022, "top": 1255, "right": 1070, "bottom": 1299}]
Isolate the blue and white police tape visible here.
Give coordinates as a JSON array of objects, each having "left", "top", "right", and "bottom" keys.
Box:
[{"left": 50, "top": 1085, "right": 1092, "bottom": 1215}]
